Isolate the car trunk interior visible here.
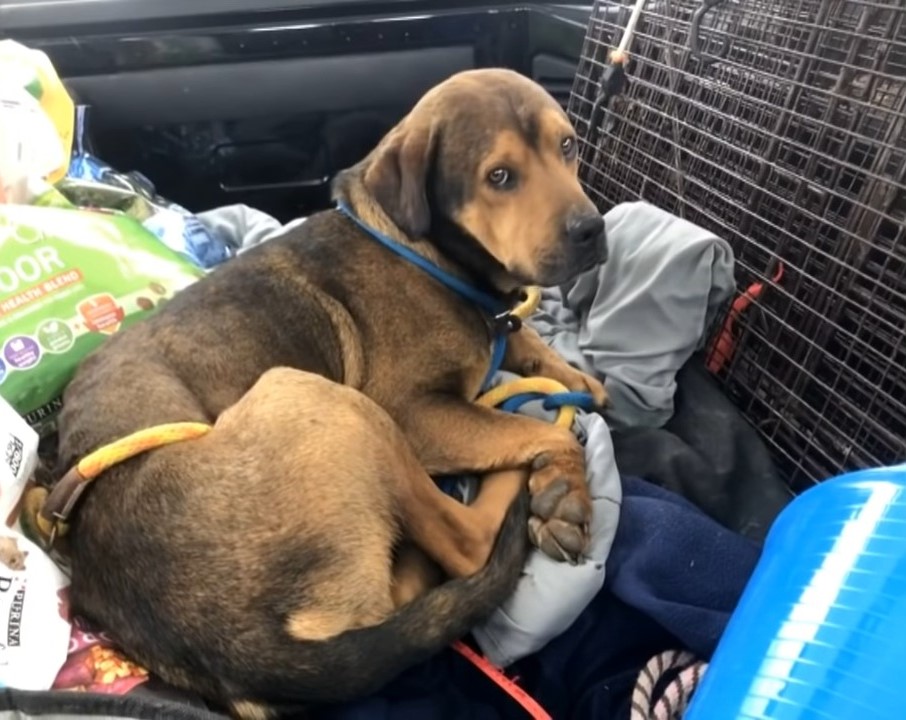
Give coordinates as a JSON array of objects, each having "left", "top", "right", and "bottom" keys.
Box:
[
  {"left": 2, "top": 0, "right": 906, "bottom": 717},
  {"left": 4, "top": 1, "right": 592, "bottom": 222}
]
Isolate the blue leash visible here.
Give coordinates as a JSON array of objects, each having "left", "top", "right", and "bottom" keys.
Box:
[
  {"left": 497, "top": 391, "right": 599, "bottom": 414},
  {"left": 336, "top": 201, "right": 517, "bottom": 391}
]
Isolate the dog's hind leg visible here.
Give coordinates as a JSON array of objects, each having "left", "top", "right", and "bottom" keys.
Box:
[
  {"left": 390, "top": 466, "right": 526, "bottom": 600},
  {"left": 400, "top": 396, "right": 590, "bottom": 564},
  {"left": 217, "top": 366, "right": 520, "bottom": 587},
  {"left": 387, "top": 446, "right": 527, "bottom": 579}
]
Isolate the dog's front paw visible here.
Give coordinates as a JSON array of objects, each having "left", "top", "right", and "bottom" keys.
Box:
[{"left": 526, "top": 446, "right": 591, "bottom": 564}]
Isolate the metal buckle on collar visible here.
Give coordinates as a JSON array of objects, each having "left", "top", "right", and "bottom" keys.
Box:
[
  {"left": 493, "top": 312, "right": 522, "bottom": 334},
  {"left": 46, "top": 520, "right": 61, "bottom": 551},
  {"left": 39, "top": 465, "right": 88, "bottom": 549}
]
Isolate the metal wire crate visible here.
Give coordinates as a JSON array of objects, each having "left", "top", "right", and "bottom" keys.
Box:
[{"left": 569, "top": 0, "right": 906, "bottom": 490}]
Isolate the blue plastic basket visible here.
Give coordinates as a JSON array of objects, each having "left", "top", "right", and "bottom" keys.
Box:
[{"left": 686, "top": 464, "right": 906, "bottom": 720}]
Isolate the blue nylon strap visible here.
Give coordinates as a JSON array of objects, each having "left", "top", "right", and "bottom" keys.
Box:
[
  {"left": 542, "top": 391, "right": 598, "bottom": 411},
  {"left": 499, "top": 392, "right": 547, "bottom": 413},
  {"left": 336, "top": 201, "right": 506, "bottom": 316},
  {"left": 482, "top": 333, "right": 508, "bottom": 392},
  {"left": 497, "top": 390, "right": 597, "bottom": 415},
  {"left": 336, "top": 201, "right": 513, "bottom": 393}
]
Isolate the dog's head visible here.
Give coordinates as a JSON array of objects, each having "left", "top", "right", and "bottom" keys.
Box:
[{"left": 344, "top": 68, "right": 607, "bottom": 289}]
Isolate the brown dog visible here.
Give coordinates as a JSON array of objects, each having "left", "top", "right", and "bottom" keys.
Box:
[{"left": 53, "top": 68, "right": 607, "bottom": 717}]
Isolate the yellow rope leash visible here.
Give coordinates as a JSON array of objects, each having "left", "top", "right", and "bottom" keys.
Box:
[
  {"left": 511, "top": 286, "right": 542, "bottom": 319},
  {"left": 77, "top": 423, "right": 213, "bottom": 479},
  {"left": 34, "top": 422, "right": 211, "bottom": 542},
  {"left": 476, "top": 377, "right": 576, "bottom": 429}
]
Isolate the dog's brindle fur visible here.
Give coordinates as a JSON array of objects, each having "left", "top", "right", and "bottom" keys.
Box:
[{"left": 55, "top": 69, "right": 608, "bottom": 717}]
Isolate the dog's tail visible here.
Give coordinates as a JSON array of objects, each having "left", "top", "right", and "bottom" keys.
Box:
[{"left": 244, "top": 489, "right": 530, "bottom": 705}]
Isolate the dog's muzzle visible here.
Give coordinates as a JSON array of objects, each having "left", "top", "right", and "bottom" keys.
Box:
[
  {"left": 566, "top": 212, "right": 608, "bottom": 268},
  {"left": 532, "top": 211, "right": 608, "bottom": 287}
]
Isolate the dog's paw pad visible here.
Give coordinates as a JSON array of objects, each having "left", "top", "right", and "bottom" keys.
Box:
[{"left": 528, "top": 516, "right": 587, "bottom": 564}]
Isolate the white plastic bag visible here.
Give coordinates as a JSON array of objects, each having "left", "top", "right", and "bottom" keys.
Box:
[
  {"left": 0, "top": 393, "right": 38, "bottom": 531},
  {"left": 0, "top": 395, "right": 70, "bottom": 690},
  {"left": 0, "top": 39, "right": 74, "bottom": 205}
]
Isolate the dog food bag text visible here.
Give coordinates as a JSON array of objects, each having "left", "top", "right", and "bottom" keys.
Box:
[
  {"left": 0, "top": 204, "right": 205, "bottom": 436},
  {"left": 0, "top": 395, "right": 70, "bottom": 690},
  {"left": 0, "top": 393, "right": 37, "bottom": 528}
]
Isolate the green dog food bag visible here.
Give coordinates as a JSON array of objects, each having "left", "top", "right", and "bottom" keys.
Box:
[{"left": 0, "top": 204, "right": 204, "bottom": 436}]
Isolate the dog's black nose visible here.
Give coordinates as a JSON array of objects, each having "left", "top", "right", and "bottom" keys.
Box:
[
  {"left": 565, "top": 212, "right": 607, "bottom": 266},
  {"left": 566, "top": 213, "right": 605, "bottom": 247}
]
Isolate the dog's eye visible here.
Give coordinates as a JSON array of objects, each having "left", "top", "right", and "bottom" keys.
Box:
[
  {"left": 561, "top": 136, "right": 577, "bottom": 159},
  {"left": 487, "top": 167, "right": 513, "bottom": 188}
]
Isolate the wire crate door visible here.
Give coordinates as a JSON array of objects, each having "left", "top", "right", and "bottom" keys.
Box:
[{"left": 569, "top": 0, "right": 906, "bottom": 489}]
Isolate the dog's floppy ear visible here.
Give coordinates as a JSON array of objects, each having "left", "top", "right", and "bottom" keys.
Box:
[{"left": 363, "top": 118, "right": 437, "bottom": 237}]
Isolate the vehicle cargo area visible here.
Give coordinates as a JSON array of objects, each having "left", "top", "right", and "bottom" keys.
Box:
[{"left": 0, "top": 1, "right": 904, "bottom": 719}]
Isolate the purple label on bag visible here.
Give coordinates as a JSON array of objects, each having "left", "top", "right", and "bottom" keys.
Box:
[{"left": 3, "top": 336, "right": 40, "bottom": 370}]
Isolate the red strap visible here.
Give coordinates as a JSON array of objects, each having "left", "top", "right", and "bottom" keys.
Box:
[
  {"left": 706, "top": 262, "right": 785, "bottom": 374},
  {"left": 451, "top": 641, "right": 552, "bottom": 720}
]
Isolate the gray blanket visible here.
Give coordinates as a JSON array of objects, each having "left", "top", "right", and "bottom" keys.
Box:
[
  {"left": 530, "top": 201, "right": 736, "bottom": 431},
  {"left": 196, "top": 200, "right": 736, "bottom": 667}
]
